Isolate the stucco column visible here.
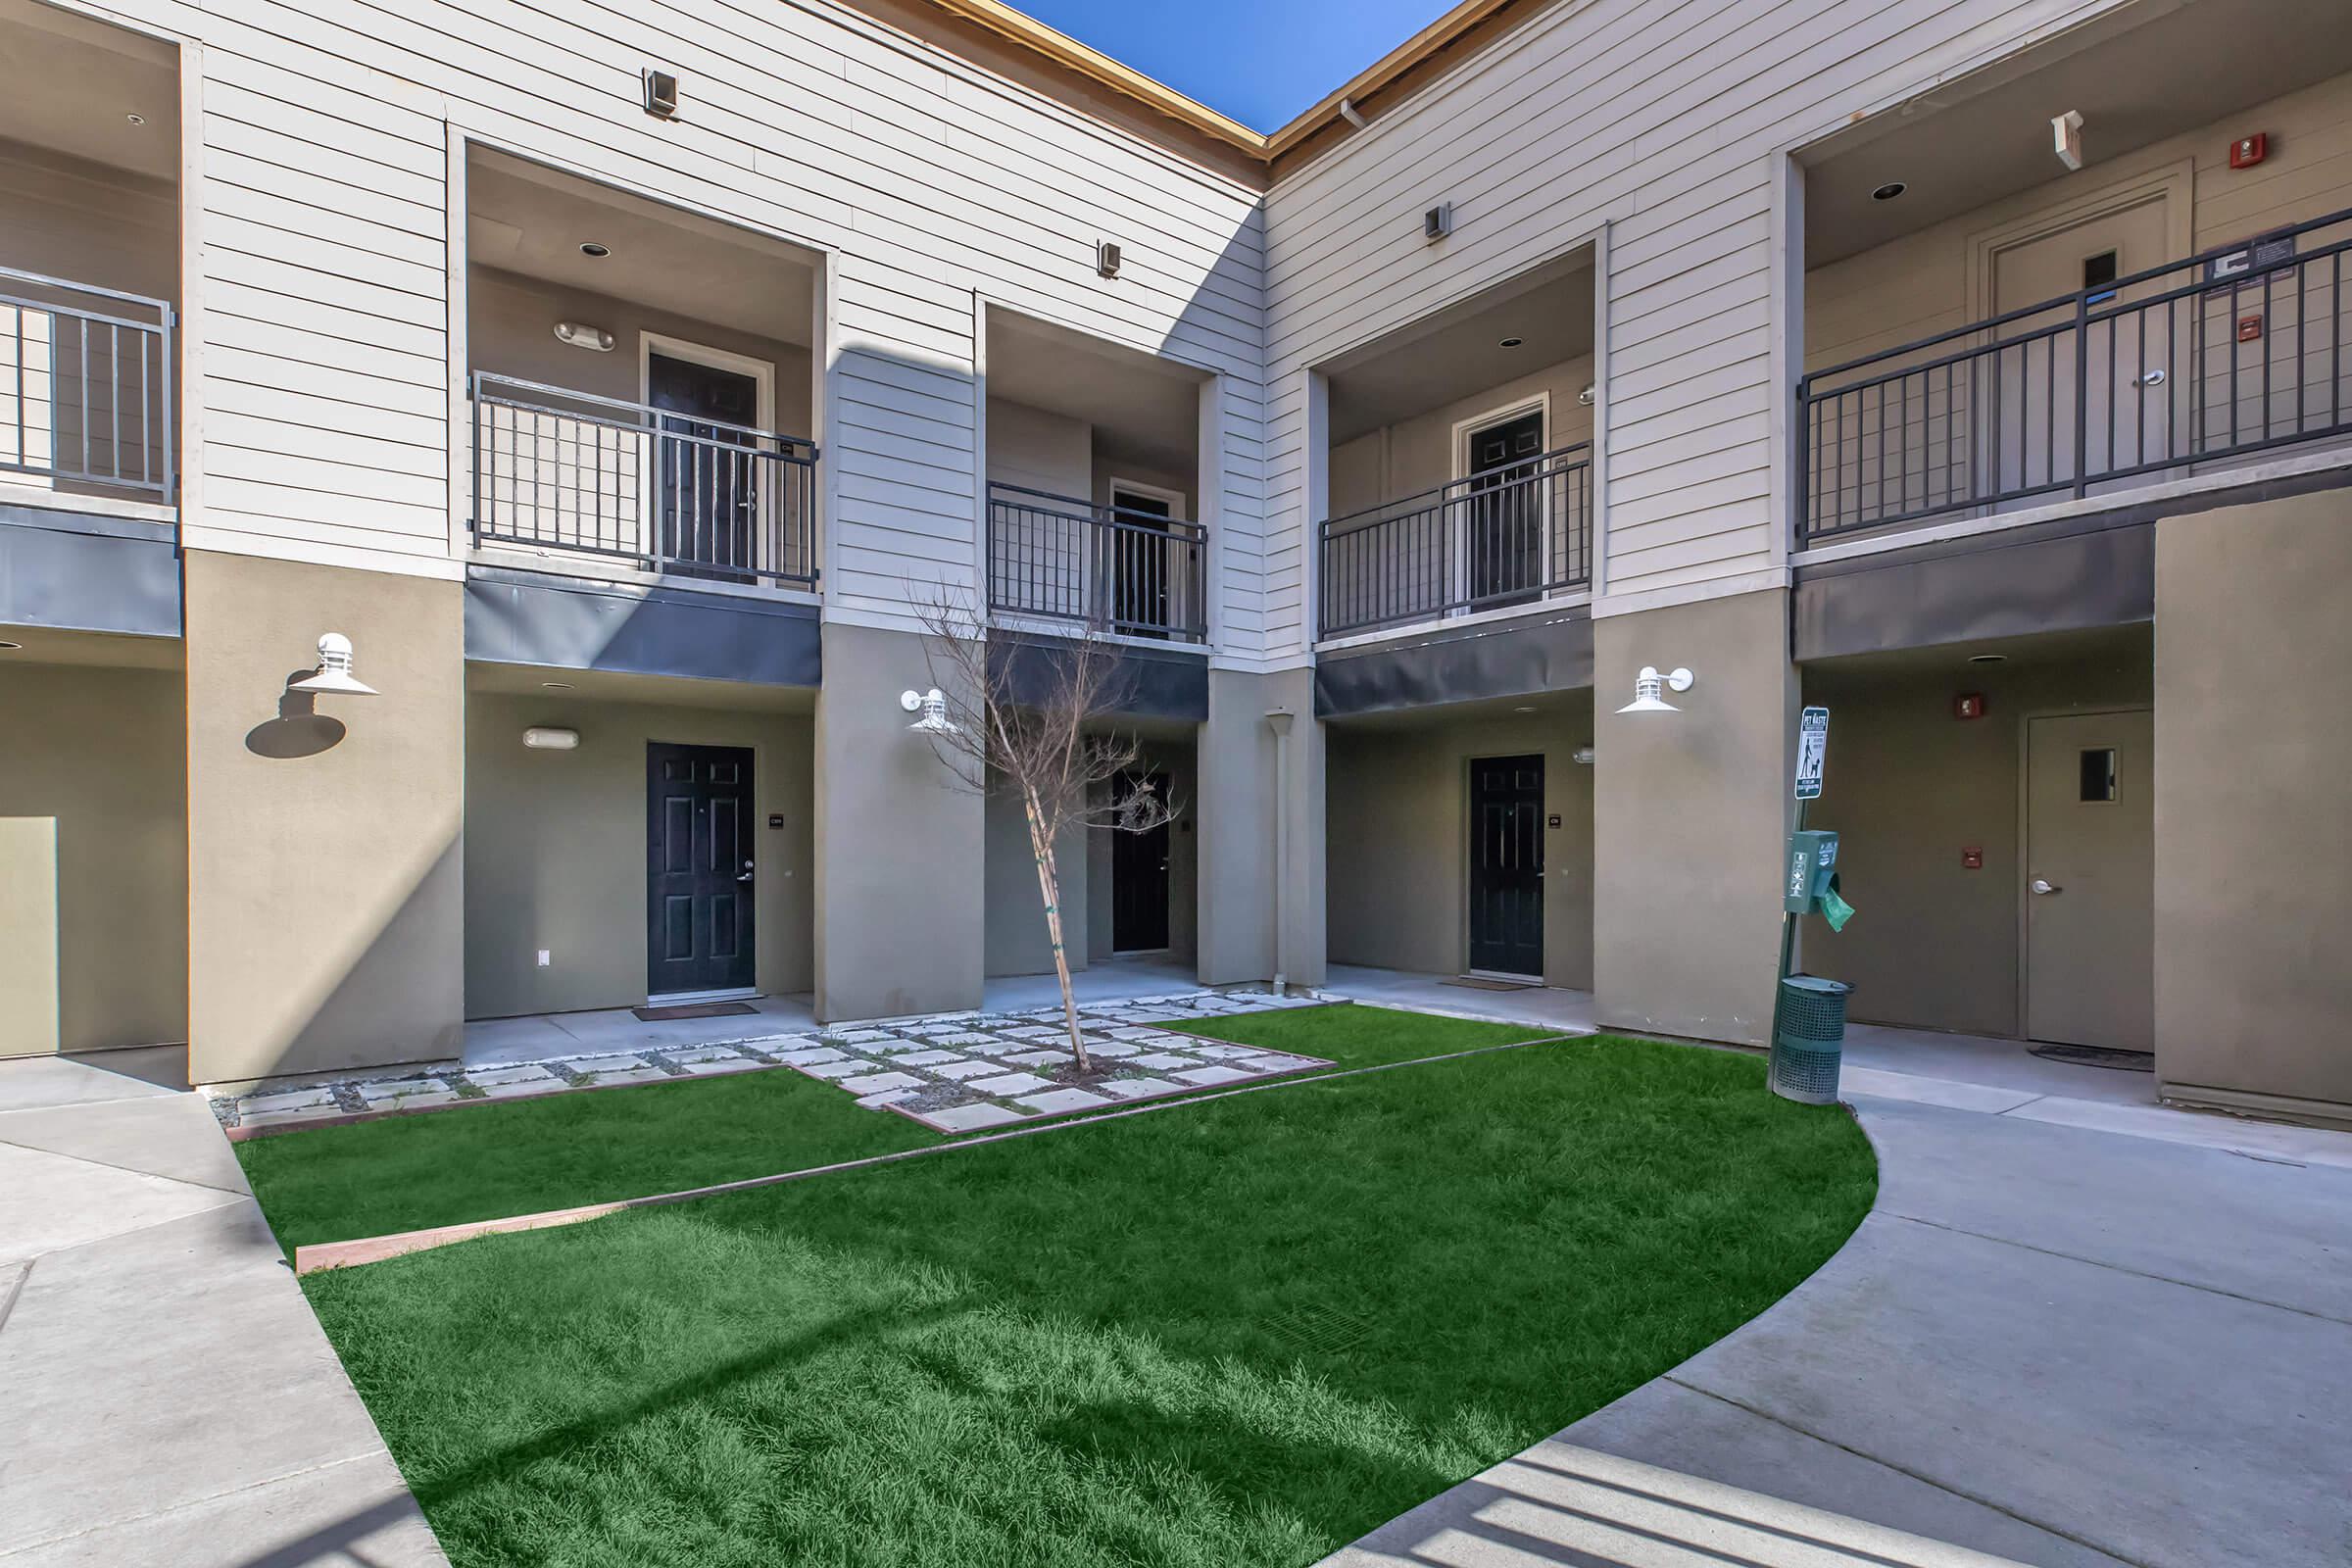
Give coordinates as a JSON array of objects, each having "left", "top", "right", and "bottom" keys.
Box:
[
  {"left": 810, "top": 618, "right": 985, "bottom": 1022},
  {"left": 184, "top": 551, "right": 466, "bottom": 1085},
  {"left": 1197, "top": 666, "right": 1324, "bottom": 989},
  {"left": 1592, "top": 588, "right": 1795, "bottom": 1044}
]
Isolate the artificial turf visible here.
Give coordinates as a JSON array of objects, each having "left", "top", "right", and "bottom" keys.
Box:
[
  {"left": 238, "top": 1004, "right": 1548, "bottom": 1252},
  {"left": 304, "top": 1026, "right": 1876, "bottom": 1568}
]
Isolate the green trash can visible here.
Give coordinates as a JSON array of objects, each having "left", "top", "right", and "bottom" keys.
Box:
[{"left": 1770, "top": 975, "right": 1851, "bottom": 1105}]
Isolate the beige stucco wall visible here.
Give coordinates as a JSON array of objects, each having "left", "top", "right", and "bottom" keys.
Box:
[
  {"left": 1328, "top": 354, "right": 1595, "bottom": 518},
  {"left": 1197, "top": 667, "right": 1321, "bottom": 989},
  {"left": 2154, "top": 489, "right": 2352, "bottom": 1124},
  {"left": 185, "top": 552, "right": 465, "bottom": 1084},
  {"left": 984, "top": 783, "right": 1088, "bottom": 979},
  {"left": 811, "top": 619, "right": 985, "bottom": 1021},
  {"left": 1799, "top": 632, "right": 2152, "bottom": 1037},
  {"left": 0, "top": 818, "right": 60, "bottom": 1057},
  {"left": 1592, "top": 588, "right": 1795, "bottom": 1045},
  {"left": 1325, "top": 699, "right": 1595, "bottom": 989},
  {"left": 469, "top": 267, "right": 813, "bottom": 435},
  {"left": 0, "top": 662, "right": 187, "bottom": 1054},
  {"left": 465, "top": 690, "right": 813, "bottom": 1017}
]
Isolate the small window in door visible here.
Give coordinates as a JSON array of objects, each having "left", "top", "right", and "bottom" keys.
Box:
[
  {"left": 2079, "top": 747, "right": 2119, "bottom": 804},
  {"left": 2082, "top": 250, "right": 2120, "bottom": 307}
]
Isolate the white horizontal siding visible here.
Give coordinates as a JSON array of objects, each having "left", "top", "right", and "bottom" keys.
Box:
[
  {"left": 114, "top": 0, "right": 1267, "bottom": 632},
  {"left": 1262, "top": 0, "right": 2144, "bottom": 649}
]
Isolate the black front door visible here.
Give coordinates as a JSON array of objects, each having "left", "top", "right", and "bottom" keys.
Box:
[
  {"left": 1466, "top": 411, "right": 1544, "bottom": 606},
  {"left": 647, "top": 743, "right": 756, "bottom": 997},
  {"left": 647, "top": 351, "right": 760, "bottom": 580},
  {"left": 1107, "top": 487, "right": 1173, "bottom": 639},
  {"left": 1111, "top": 771, "right": 1172, "bottom": 952},
  {"left": 1468, "top": 754, "right": 1544, "bottom": 976}
]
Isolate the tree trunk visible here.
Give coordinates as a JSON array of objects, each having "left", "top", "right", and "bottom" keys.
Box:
[{"left": 1024, "top": 788, "right": 1089, "bottom": 1072}]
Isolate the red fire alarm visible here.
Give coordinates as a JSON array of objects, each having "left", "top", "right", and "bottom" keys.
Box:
[
  {"left": 1961, "top": 846, "right": 1984, "bottom": 870},
  {"left": 2237, "top": 314, "right": 2265, "bottom": 343},
  {"left": 2229, "top": 132, "right": 2268, "bottom": 170},
  {"left": 1953, "top": 692, "right": 1985, "bottom": 720}
]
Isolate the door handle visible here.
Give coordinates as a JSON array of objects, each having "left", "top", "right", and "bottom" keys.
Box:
[
  {"left": 736, "top": 859, "right": 755, "bottom": 883},
  {"left": 2133, "top": 368, "right": 2167, "bottom": 388},
  {"left": 2031, "top": 877, "right": 2061, "bottom": 896}
]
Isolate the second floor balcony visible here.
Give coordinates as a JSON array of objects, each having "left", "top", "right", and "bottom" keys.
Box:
[
  {"left": 986, "top": 480, "right": 1206, "bottom": 644},
  {"left": 470, "top": 371, "right": 818, "bottom": 590},
  {"left": 1317, "top": 443, "right": 1593, "bottom": 640},
  {"left": 1, "top": 264, "right": 173, "bottom": 505}
]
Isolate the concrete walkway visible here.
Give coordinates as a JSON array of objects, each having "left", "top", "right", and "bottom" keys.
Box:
[
  {"left": 0, "top": 1054, "right": 446, "bottom": 1568},
  {"left": 1316, "top": 975, "right": 2352, "bottom": 1567}
]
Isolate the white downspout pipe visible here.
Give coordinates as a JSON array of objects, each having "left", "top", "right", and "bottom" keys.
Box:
[{"left": 1265, "top": 710, "right": 1295, "bottom": 995}]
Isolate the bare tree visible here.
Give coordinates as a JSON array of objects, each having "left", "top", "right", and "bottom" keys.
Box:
[{"left": 908, "top": 594, "right": 1179, "bottom": 1071}]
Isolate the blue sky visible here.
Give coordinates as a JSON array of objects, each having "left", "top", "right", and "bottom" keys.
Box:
[{"left": 1013, "top": 0, "right": 1458, "bottom": 133}]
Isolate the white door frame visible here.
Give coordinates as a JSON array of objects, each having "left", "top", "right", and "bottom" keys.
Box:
[{"left": 2014, "top": 703, "right": 2154, "bottom": 1043}]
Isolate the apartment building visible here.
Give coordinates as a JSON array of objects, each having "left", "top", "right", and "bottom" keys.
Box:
[{"left": 2, "top": 0, "right": 2345, "bottom": 1129}]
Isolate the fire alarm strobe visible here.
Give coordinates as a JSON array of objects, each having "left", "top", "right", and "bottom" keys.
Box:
[
  {"left": 1953, "top": 692, "right": 1985, "bottom": 721},
  {"left": 2230, "top": 133, "right": 2268, "bottom": 170}
]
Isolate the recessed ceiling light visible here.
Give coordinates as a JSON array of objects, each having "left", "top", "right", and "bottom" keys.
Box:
[
  {"left": 1872, "top": 181, "right": 1907, "bottom": 201},
  {"left": 124, "top": 113, "right": 147, "bottom": 126},
  {"left": 1967, "top": 653, "right": 2007, "bottom": 664},
  {"left": 541, "top": 680, "right": 575, "bottom": 690},
  {"left": 578, "top": 242, "right": 611, "bottom": 258},
  {"left": 1498, "top": 336, "right": 1525, "bottom": 348}
]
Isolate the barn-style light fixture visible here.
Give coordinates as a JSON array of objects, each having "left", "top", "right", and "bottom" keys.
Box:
[
  {"left": 1615, "top": 664, "right": 1692, "bottom": 715},
  {"left": 287, "top": 633, "right": 378, "bottom": 698},
  {"left": 901, "top": 687, "right": 955, "bottom": 734}
]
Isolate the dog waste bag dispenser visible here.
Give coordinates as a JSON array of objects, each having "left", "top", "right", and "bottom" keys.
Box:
[{"left": 1784, "top": 829, "right": 1854, "bottom": 931}]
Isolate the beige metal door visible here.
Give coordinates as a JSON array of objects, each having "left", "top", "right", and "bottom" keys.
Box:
[
  {"left": 2025, "top": 710, "right": 2154, "bottom": 1051},
  {"left": 1991, "top": 199, "right": 2176, "bottom": 494}
]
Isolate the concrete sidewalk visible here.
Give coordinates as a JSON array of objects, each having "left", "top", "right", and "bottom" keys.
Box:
[
  {"left": 1317, "top": 994, "right": 2352, "bottom": 1567},
  {"left": 0, "top": 1054, "right": 446, "bottom": 1568}
]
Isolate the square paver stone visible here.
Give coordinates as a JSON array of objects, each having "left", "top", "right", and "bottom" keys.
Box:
[
  {"left": 1174, "top": 1063, "right": 1252, "bottom": 1086},
  {"left": 856, "top": 1087, "right": 922, "bottom": 1107},
  {"left": 1237, "top": 1053, "right": 1322, "bottom": 1072},
  {"left": 926, "top": 1059, "right": 1000, "bottom": 1081},
  {"left": 239, "top": 1086, "right": 340, "bottom": 1117},
  {"left": 839, "top": 1071, "right": 922, "bottom": 1096},
  {"left": 1125, "top": 1052, "right": 1196, "bottom": 1070},
  {"left": 1004, "top": 1049, "right": 1073, "bottom": 1067},
  {"left": 892, "top": 1049, "right": 964, "bottom": 1066},
  {"left": 1098, "top": 1077, "right": 1183, "bottom": 1100},
  {"left": 1013, "top": 1088, "right": 1113, "bottom": 1114},
  {"left": 671, "top": 1054, "right": 766, "bottom": 1076},
  {"left": 357, "top": 1079, "right": 459, "bottom": 1109},
  {"left": 910, "top": 1101, "right": 1031, "bottom": 1133},
  {"left": 1080, "top": 1040, "right": 1139, "bottom": 1057},
  {"left": 968, "top": 1071, "right": 1054, "bottom": 1097},
  {"left": 768, "top": 1045, "right": 845, "bottom": 1065}
]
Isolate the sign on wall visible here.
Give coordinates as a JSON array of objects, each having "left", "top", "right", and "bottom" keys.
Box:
[{"left": 1794, "top": 706, "right": 1830, "bottom": 801}]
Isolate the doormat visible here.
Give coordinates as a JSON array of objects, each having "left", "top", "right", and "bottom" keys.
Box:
[
  {"left": 1444, "top": 976, "right": 1540, "bottom": 992},
  {"left": 2029, "top": 1042, "right": 2155, "bottom": 1072},
  {"left": 633, "top": 1002, "right": 760, "bottom": 1022}
]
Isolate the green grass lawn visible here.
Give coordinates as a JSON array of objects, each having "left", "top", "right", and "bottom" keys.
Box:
[
  {"left": 304, "top": 1023, "right": 1875, "bottom": 1568},
  {"left": 238, "top": 1004, "right": 1545, "bottom": 1252}
]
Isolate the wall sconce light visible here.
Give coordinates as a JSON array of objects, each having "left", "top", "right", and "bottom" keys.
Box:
[
  {"left": 287, "top": 633, "right": 377, "bottom": 698},
  {"left": 523, "top": 727, "right": 580, "bottom": 751},
  {"left": 1615, "top": 664, "right": 1692, "bottom": 715},
  {"left": 1572, "top": 745, "right": 1596, "bottom": 765},
  {"left": 901, "top": 687, "right": 956, "bottom": 734},
  {"left": 1577, "top": 383, "right": 1596, "bottom": 407},
  {"left": 554, "top": 321, "right": 615, "bottom": 352}
]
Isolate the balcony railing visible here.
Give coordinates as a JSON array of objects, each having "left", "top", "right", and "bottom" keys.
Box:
[
  {"left": 1317, "top": 442, "right": 1592, "bottom": 639},
  {"left": 1798, "top": 206, "right": 2352, "bottom": 546},
  {"left": 470, "top": 371, "right": 818, "bottom": 588},
  {"left": 0, "top": 265, "right": 173, "bottom": 500},
  {"left": 986, "top": 481, "right": 1207, "bottom": 643}
]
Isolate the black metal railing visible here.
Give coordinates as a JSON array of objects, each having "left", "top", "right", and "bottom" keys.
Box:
[
  {"left": 470, "top": 371, "right": 818, "bottom": 588},
  {"left": 985, "top": 481, "right": 1207, "bottom": 643},
  {"left": 0, "top": 264, "right": 173, "bottom": 500},
  {"left": 1798, "top": 206, "right": 2352, "bottom": 545},
  {"left": 1316, "top": 442, "right": 1592, "bottom": 639}
]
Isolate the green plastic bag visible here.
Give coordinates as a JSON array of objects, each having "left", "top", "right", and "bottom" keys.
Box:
[{"left": 1821, "top": 885, "right": 1856, "bottom": 932}]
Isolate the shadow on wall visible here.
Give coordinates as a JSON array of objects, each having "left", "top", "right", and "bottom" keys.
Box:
[{"left": 244, "top": 676, "right": 348, "bottom": 760}]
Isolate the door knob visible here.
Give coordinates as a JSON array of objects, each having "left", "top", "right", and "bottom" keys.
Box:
[
  {"left": 2031, "top": 877, "right": 2061, "bottom": 895},
  {"left": 737, "top": 859, "right": 755, "bottom": 883}
]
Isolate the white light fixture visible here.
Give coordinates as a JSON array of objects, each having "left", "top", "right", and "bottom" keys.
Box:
[
  {"left": 522, "top": 727, "right": 579, "bottom": 751},
  {"left": 1871, "top": 180, "right": 1907, "bottom": 202},
  {"left": 1572, "top": 745, "right": 1596, "bottom": 765},
  {"left": 2052, "top": 109, "right": 2083, "bottom": 172},
  {"left": 1577, "top": 383, "right": 1595, "bottom": 407},
  {"left": 900, "top": 687, "right": 956, "bottom": 735},
  {"left": 1615, "top": 664, "right": 1692, "bottom": 715},
  {"left": 554, "top": 321, "right": 615, "bottom": 352},
  {"left": 287, "top": 633, "right": 378, "bottom": 698}
]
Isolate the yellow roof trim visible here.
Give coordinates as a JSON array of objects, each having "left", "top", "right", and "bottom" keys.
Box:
[{"left": 915, "top": 0, "right": 1520, "bottom": 167}]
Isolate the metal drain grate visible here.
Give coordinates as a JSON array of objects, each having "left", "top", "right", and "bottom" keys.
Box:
[
  {"left": 2029, "top": 1043, "right": 2155, "bottom": 1072},
  {"left": 1263, "top": 1302, "right": 1374, "bottom": 1357}
]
